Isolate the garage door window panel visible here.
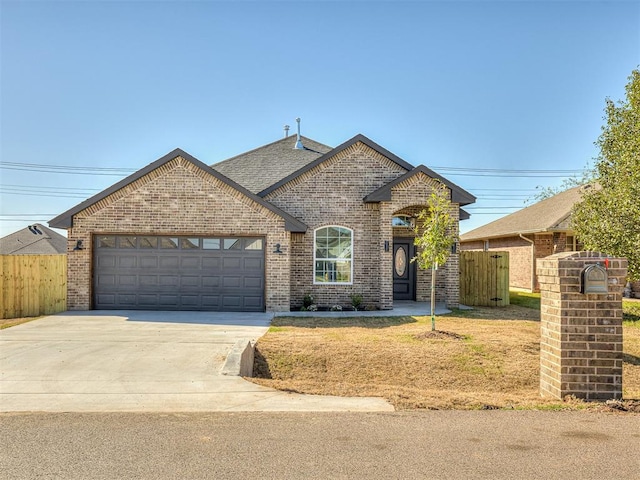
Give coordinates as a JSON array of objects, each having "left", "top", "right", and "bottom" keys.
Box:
[
  {"left": 203, "top": 238, "right": 221, "bottom": 250},
  {"left": 245, "top": 239, "right": 263, "bottom": 250},
  {"left": 224, "top": 239, "right": 241, "bottom": 250},
  {"left": 160, "top": 237, "right": 178, "bottom": 249},
  {"left": 119, "top": 236, "right": 137, "bottom": 248},
  {"left": 140, "top": 237, "right": 158, "bottom": 249},
  {"left": 98, "top": 236, "right": 116, "bottom": 248},
  {"left": 181, "top": 238, "right": 199, "bottom": 249}
]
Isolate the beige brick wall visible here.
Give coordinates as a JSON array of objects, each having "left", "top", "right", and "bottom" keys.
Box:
[
  {"left": 538, "top": 251, "right": 627, "bottom": 401},
  {"left": 266, "top": 142, "right": 462, "bottom": 310},
  {"left": 65, "top": 157, "right": 291, "bottom": 311},
  {"left": 266, "top": 142, "right": 405, "bottom": 309}
]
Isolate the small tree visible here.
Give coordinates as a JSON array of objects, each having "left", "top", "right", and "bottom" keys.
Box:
[{"left": 412, "top": 184, "right": 457, "bottom": 331}]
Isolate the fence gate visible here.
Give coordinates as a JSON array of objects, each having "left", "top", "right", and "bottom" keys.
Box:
[{"left": 459, "top": 251, "right": 509, "bottom": 306}]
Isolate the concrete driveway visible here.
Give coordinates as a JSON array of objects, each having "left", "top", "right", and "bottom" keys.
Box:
[{"left": 0, "top": 311, "right": 392, "bottom": 413}]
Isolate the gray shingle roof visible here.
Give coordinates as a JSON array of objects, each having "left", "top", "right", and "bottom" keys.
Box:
[
  {"left": 460, "top": 185, "right": 587, "bottom": 241},
  {"left": 0, "top": 224, "right": 67, "bottom": 254},
  {"left": 211, "top": 135, "right": 332, "bottom": 194}
]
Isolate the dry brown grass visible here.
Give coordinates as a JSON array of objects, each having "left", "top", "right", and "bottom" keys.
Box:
[{"left": 250, "top": 306, "right": 640, "bottom": 411}]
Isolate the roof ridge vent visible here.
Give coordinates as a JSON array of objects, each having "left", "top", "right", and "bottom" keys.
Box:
[{"left": 294, "top": 118, "right": 304, "bottom": 149}]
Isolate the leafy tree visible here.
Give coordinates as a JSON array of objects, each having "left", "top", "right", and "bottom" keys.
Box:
[
  {"left": 572, "top": 69, "right": 640, "bottom": 280},
  {"left": 412, "top": 183, "right": 457, "bottom": 331}
]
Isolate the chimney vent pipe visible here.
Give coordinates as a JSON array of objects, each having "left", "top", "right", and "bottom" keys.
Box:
[{"left": 294, "top": 117, "right": 304, "bottom": 149}]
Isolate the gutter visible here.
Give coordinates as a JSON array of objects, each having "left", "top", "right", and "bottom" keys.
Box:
[{"left": 519, "top": 234, "right": 536, "bottom": 292}]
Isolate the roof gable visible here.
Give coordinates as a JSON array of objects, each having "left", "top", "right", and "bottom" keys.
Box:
[
  {"left": 212, "top": 136, "right": 332, "bottom": 194},
  {"left": 257, "top": 134, "right": 415, "bottom": 197},
  {"left": 460, "top": 185, "right": 586, "bottom": 241},
  {"left": 363, "top": 165, "right": 476, "bottom": 206},
  {"left": 49, "top": 149, "right": 307, "bottom": 233},
  {"left": 0, "top": 223, "right": 67, "bottom": 254}
]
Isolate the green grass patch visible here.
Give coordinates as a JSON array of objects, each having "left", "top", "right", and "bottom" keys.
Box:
[
  {"left": 623, "top": 300, "right": 640, "bottom": 325},
  {"left": 509, "top": 291, "right": 541, "bottom": 309},
  {"left": 268, "top": 326, "right": 289, "bottom": 333}
]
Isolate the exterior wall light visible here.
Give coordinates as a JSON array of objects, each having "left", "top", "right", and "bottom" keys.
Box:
[
  {"left": 274, "top": 243, "right": 283, "bottom": 254},
  {"left": 73, "top": 240, "right": 84, "bottom": 251}
]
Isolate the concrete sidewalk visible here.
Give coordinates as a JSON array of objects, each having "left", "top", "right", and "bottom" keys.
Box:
[{"left": 0, "top": 311, "right": 393, "bottom": 413}]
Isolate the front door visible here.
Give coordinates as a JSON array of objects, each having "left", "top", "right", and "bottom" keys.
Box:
[{"left": 393, "top": 238, "right": 416, "bottom": 300}]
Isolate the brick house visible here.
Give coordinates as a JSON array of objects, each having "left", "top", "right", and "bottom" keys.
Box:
[
  {"left": 460, "top": 185, "right": 586, "bottom": 292},
  {"left": 50, "top": 133, "right": 475, "bottom": 312},
  {"left": 0, "top": 223, "right": 67, "bottom": 255}
]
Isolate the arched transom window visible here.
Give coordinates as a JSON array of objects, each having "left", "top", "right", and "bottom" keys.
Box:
[{"left": 314, "top": 226, "right": 353, "bottom": 284}]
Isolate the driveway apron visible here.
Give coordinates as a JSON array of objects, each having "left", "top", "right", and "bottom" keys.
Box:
[{"left": 0, "top": 311, "right": 392, "bottom": 412}]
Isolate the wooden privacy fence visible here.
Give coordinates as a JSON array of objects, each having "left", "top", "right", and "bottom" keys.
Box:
[
  {"left": 1, "top": 255, "right": 67, "bottom": 319},
  {"left": 459, "top": 251, "right": 510, "bottom": 307}
]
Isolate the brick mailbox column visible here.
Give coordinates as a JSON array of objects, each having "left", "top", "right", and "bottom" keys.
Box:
[{"left": 537, "top": 251, "right": 627, "bottom": 401}]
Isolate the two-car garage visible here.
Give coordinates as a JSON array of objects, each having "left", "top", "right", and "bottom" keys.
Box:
[{"left": 93, "top": 235, "right": 265, "bottom": 311}]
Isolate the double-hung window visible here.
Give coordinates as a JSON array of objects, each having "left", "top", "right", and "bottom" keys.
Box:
[{"left": 314, "top": 226, "right": 353, "bottom": 284}]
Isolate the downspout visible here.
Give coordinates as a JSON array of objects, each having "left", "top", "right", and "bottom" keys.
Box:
[{"left": 519, "top": 234, "right": 536, "bottom": 292}]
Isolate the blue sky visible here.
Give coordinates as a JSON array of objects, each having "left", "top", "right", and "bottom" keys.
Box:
[{"left": 1, "top": 0, "right": 638, "bottom": 238}]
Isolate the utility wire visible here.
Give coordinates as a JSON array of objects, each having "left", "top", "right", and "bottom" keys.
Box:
[
  {"left": 1, "top": 160, "right": 585, "bottom": 178},
  {"left": 0, "top": 184, "right": 100, "bottom": 193}
]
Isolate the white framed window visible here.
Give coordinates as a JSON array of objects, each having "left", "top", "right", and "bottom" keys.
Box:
[{"left": 314, "top": 226, "right": 353, "bottom": 284}]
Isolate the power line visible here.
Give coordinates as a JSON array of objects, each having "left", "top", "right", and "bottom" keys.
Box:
[
  {"left": 0, "top": 189, "right": 92, "bottom": 199},
  {"left": 463, "top": 212, "right": 518, "bottom": 215},
  {"left": 0, "top": 184, "right": 100, "bottom": 193},
  {"left": 0, "top": 214, "right": 58, "bottom": 217},
  {"left": 0, "top": 162, "right": 135, "bottom": 176},
  {"left": 1, "top": 160, "right": 587, "bottom": 178},
  {"left": 430, "top": 165, "right": 584, "bottom": 174},
  {"left": 435, "top": 172, "right": 577, "bottom": 178},
  {"left": 471, "top": 188, "right": 539, "bottom": 192}
]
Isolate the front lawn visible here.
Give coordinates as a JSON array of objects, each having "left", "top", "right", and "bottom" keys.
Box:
[{"left": 249, "top": 304, "right": 640, "bottom": 410}]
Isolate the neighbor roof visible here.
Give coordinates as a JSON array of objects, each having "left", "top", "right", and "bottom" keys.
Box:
[
  {"left": 0, "top": 224, "right": 67, "bottom": 254},
  {"left": 460, "top": 185, "right": 587, "bottom": 241},
  {"left": 49, "top": 149, "right": 308, "bottom": 233},
  {"left": 212, "top": 135, "right": 333, "bottom": 194}
]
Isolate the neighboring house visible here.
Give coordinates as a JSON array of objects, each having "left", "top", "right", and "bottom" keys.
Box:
[
  {"left": 460, "top": 185, "right": 587, "bottom": 292},
  {"left": 0, "top": 224, "right": 67, "bottom": 255},
  {"left": 49, "top": 133, "right": 475, "bottom": 312}
]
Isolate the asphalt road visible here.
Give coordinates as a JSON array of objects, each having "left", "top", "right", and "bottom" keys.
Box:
[{"left": 1, "top": 411, "right": 639, "bottom": 479}]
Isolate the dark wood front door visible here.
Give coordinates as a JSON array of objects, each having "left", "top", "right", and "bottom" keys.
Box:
[{"left": 393, "top": 238, "right": 416, "bottom": 300}]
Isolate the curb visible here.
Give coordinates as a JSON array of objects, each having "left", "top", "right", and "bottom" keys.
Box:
[{"left": 221, "top": 340, "right": 255, "bottom": 377}]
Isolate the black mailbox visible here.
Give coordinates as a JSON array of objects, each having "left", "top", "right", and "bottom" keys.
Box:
[{"left": 580, "top": 263, "right": 608, "bottom": 294}]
